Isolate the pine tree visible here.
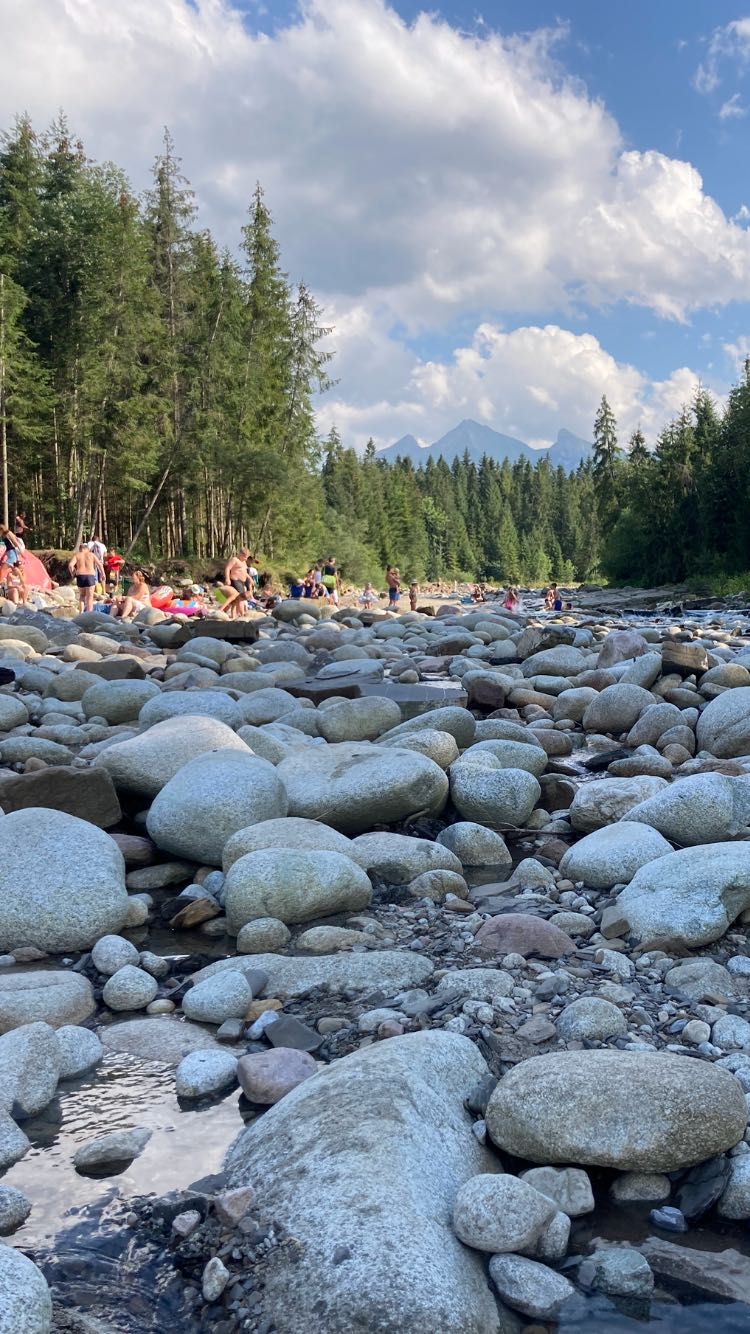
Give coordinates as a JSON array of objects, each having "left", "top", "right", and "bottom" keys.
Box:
[{"left": 592, "top": 394, "right": 621, "bottom": 525}]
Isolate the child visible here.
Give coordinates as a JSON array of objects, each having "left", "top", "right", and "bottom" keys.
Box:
[
  {"left": 359, "top": 581, "right": 377, "bottom": 609},
  {"left": 409, "top": 580, "right": 419, "bottom": 611}
]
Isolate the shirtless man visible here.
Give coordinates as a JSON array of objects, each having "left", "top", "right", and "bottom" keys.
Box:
[
  {"left": 224, "top": 547, "right": 253, "bottom": 617},
  {"left": 69, "top": 543, "right": 105, "bottom": 613}
]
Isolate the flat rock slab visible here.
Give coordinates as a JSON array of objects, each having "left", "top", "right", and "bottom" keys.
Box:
[
  {"left": 98, "top": 1016, "right": 243, "bottom": 1065},
  {"left": 637, "top": 1238, "right": 750, "bottom": 1303},
  {"left": 0, "top": 765, "right": 121, "bottom": 828},
  {"left": 191, "top": 950, "right": 434, "bottom": 998},
  {"left": 169, "top": 619, "right": 259, "bottom": 647}
]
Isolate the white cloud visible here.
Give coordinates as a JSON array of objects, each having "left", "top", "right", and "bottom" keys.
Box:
[
  {"left": 695, "top": 17, "right": 750, "bottom": 95},
  {"left": 0, "top": 0, "right": 739, "bottom": 442},
  {"left": 720, "top": 92, "right": 748, "bottom": 118},
  {"left": 317, "top": 318, "right": 709, "bottom": 452}
]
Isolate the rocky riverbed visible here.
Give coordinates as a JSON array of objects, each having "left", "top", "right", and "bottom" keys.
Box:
[{"left": 1, "top": 588, "right": 750, "bottom": 1329}]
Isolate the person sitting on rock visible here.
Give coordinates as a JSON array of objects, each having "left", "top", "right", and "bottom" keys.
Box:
[{"left": 112, "top": 570, "right": 151, "bottom": 620}]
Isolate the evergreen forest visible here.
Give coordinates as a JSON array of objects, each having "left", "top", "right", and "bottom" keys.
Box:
[{"left": 1, "top": 114, "right": 749, "bottom": 590}]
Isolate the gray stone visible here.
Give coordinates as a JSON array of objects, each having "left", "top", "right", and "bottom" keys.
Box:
[
  {"left": 226, "top": 849, "right": 371, "bottom": 931},
  {"left": 569, "top": 777, "right": 668, "bottom": 832},
  {"left": 0, "top": 808, "right": 127, "bottom": 953},
  {"left": 99, "top": 1016, "right": 237, "bottom": 1065},
  {"left": 557, "top": 996, "right": 627, "bottom": 1042},
  {"left": 97, "top": 714, "right": 250, "bottom": 795},
  {"left": 74, "top": 1126, "right": 152, "bottom": 1173},
  {"left": 589, "top": 1249, "right": 654, "bottom": 1297},
  {"left": 277, "top": 742, "right": 448, "bottom": 834},
  {"left": 175, "top": 1049, "right": 238, "bottom": 1099},
  {"left": 139, "top": 689, "right": 241, "bottom": 728},
  {"left": 192, "top": 950, "right": 434, "bottom": 998},
  {"left": 81, "top": 678, "right": 161, "bottom": 723},
  {"left": 462, "top": 739, "right": 547, "bottom": 777},
  {"left": 0, "top": 1184, "right": 32, "bottom": 1234},
  {"left": 665, "top": 958, "right": 734, "bottom": 1000},
  {"left": 610, "top": 1172, "right": 671, "bottom": 1203},
  {"left": 147, "top": 751, "right": 288, "bottom": 864},
  {"left": 318, "top": 696, "right": 402, "bottom": 743},
  {"left": 102, "top": 965, "right": 159, "bottom": 1012},
  {"left": 453, "top": 1173, "right": 557, "bottom": 1251},
  {"left": 351, "top": 832, "right": 462, "bottom": 882},
  {"left": 55, "top": 1024, "right": 103, "bottom": 1079},
  {"left": 91, "top": 934, "right": 140, "bottom": 976},
  {"left": 223, "top": 817, "right": 358, "bottom": 871},
  {"left": 0, "top": 1021, "right": 61, "bottom": 1118},
  {"left": 226, "top": 1032, "right": 508, "bottom": 1334},
  {"left": 235, "top": 687, "right": 300, "bottom": 727},
  {"left": 583, "top": 684, "right": 654, "bottom": 734},
  {"left": 697, "top": 688, "right": 750, "bottom": 757},
  {"left": 450, "top": 763, "right": 541, "bottom": 829},
  {"left": 0, "top": 697, "right": 29, "bottom": 730},
  {"left": 560, "top": 821, "right": 671, "bottom": 889},
  {"left": 616, "top": 843, "right": 750, "bottom": 949},
  {"left": 717, "top": 1156, "right": 750, "bottom": 1218},
  {"left": 237, "top": 1047, "right": 317, "bottom": 1103},
  {"left": 437, "top": 823, "right": 512, "bottom": 867},
  {"left": 202, "top": 1256, "right": 230, "bottom": 1303},
  {"left": 436, "top": 968, "right": 513, "bottom": 1003},
  {"left": 0, "top": 1245, "right": 52, "bottom": 1332},
  {"left": 520, "top": 1166, "right": 595, "bottom": 1216},
  {"left": 0, "top": 970, "right": 94, "bottom": 1033},
  {"left": 236, "top": 917, "right": 291, "bottom": 952},
  {"left": 627, "top": 773, "right": 750, "bottom": 846},
  {"left": 182, "top": 971, "right": 253, "bottom": 1024},
  {"left": 486, "top": 1049, "right": 747, "bottom": 1171},
  {"left": 0, "top": 1113, "right": 30, "bottom": 1170},
  {"left": 488, "top": 1255, "right": 576, "bottom": 1319}
]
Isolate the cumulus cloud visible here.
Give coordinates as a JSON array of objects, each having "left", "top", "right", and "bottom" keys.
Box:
[
  {"left": 317, "top": 319, "right": 707, "bottom": 452},
  {"left": 0, "top": 0, "right": 735, "bottom": 443}
]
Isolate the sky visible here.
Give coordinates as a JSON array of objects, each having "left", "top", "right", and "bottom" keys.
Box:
[{"left": 4, "top": 0, "right": 750, "bottom": 452}]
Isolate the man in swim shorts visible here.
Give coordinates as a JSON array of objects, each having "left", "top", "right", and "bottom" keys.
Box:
[
  {"left": 224, "top": 548, "right": 253, "bottom": 616},
  {"left": 69, "top": 543, "right": 105, "bottom": 614}
]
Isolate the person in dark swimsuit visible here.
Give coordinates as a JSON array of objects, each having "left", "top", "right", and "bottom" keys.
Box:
[{"left": 68, "top": 543, "right": 105, "bottom": 613}]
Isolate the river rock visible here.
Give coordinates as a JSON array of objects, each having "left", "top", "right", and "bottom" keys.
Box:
[
  {"left": 374, "top": 706, "right": 476, "bottom": 749},
  {"left": 91, "top": 934, "right": 140, "bottom": 976},
  {"left": 55, "top": 1025, "right": 104, "bottom": 1079},
  {"left": 489, "top": 1255, "right": 576, "bottom": 1319},
  {"left": 613, "top": 842, "right": 750, "bottom": 948},
  {"left": 0, "top": 1184, "right": 31, "bottom": 1234},
  {"left": 0, "top": 970, "right": 94, "bottom": 1033},
  {"left": 192, "top": 950, "right": 434, "bottom": 997},
  {"left": 226, "top": 1031, "right": 508, "bottom": 1333},
  {"left": 277, "top": 742, "right": 448, "bottom": 834},
  {"left": 556, "top": 996, "right": 627, "bottom": 1042},
  {"left": 450, "top": 763, "right": 541, "bottom": 829},
  {"left": 519, "top": 1166, "right": 594, "bottom": 1216},
  {"left": 472, "top": 914, "right": 575, "bottom": 959},
  {"left": 437, "top": 823, "right": 512, "bottom": 867},
  {"left": 99, "top": 1016, "right": 237, "bottom": 1065},
  {"left": 0, "top": 696, "right": 28, "bottom": 730},
  {"left": 97, "top": 714, "right": 251, "bottom": 796},
  {"left": 182, "top": 970, "right": 253, "bottom": 1023},
  {"left": 146, "top": 751, "right": 288, "bottom": 863},
  {"left": 225, "top": 849, "right": 371, "bottom": 931},
  {"left": 378, "top": 727, "right": 459, "bottom": 769},
  {"left": 317, "top": 696, "right": 401, "bottom": 743},
  {"left": 665, "top": 958, "right": 734, "bottom": 1000},
  {"left": 139, "top": 688, "right": 241, "bottom": 728},
  {"left": 0, "top": 1245, "right": 52, "bottom": 1332},
  {"left": 0, "top": 1021, "right": 61, "bottom": 1118},
  {"left": 175, "top": 1049, "right": 238, "bottom": 1099},
  {"left": 560, "top": 822, "right": 671, "bottom": 889},
  {"left": 237, "top": 1047, "right": 317, "bottom": 1103},
  {"left": 453, "top": 1173, "right": 556, "bottom": 1252},
  {"left": 486, "top": 1050, "right": 746, "bottom": 1171},
  {"left": 81, "top": 678, "right": 161, "bottom": 723},
  {"left": 463, "top": 739, "right": 547, "bottom": 777},
  {"left": 626, "top": 772, "right": 750, "bottom": 846},
  {"left": 717, "top": 1156, "right": 750, "bottom": 1218},
  {"left": 583, "top": 684, "right": 654, "bottom": 733},
  {"left": 102, "top": 965, "right": 159, "bottom": 1012},
  {"left": 74, "top": 1126, "right": 152, "bottom": 1173},
  {"left": 696, "top": 687, "right": 750, "bottom": 758},
  {"left": 0, "top": 763, "right": 121, "bottom": 828},
  {"left": 597, "top": 630, "right": 649, "bottom": 668},
  {"left": 0, "top": 809, "right": 128, "bottom": 953},
  {"left": 569, "top": 776, "right": 668, "bottom": 832},
  {"left": 436, "top": 967, "right": 513, "bottom": 1003},
  {"left": 351, "top": 832, "right": 462, "bottom": 882},
  {"left": 223, "top": 817, "right": 358, "bottom": 871},
  {"left": 236, "top": 918, "right": 291, "bottom": 952},
  {"left": 587, "top": 1249, "right": 654, "bottom": 1297},
  {"left": 522, "top": 646, "right": 588, "bottom": 677}
]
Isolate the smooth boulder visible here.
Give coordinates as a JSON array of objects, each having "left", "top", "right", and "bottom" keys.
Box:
[
  {"left": 560, "top": 822, "right": 671, "bottom": 890},
  {"left": 696, "top": 688, "right": 750, "bottom": 758},
  {"left": 225, "top": 1031, "right": 509, "bottom": 1333},
  {"left": 626, "top": 773, "right": 750, "bottom": 846},
  {"left": 569, "top": 777, "right": 668, "bottom": 833},
  {"left": 147, "top": 751, "right": 288, "bottom": 863},
  {"left": 97, "top": 714, "right": 251, "bottom": 796},
  {"left": 277, "top": 742, "right": 448, "bottom": 834},
  {"left": 225, "top": 849, "right": 372, "bottom": 930},
  {"left": 613, "top": 842, "right": 750, "bottom": 948},
  {"left": 486, "top": 1050, "right": 746, "bottom": 1171}
]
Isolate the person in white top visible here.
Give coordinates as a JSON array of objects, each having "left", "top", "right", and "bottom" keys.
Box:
[{"left": 87, "top": 535, "right": 107, "bottom": 564}]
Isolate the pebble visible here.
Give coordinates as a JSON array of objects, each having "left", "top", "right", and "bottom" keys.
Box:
[{"left": 650, "top": 1205, "right": 688, "bottom": 1233}]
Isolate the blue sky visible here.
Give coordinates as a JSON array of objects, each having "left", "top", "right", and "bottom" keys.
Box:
[{"left": 4, "top": 0, "right": 750, "bottom": 449}]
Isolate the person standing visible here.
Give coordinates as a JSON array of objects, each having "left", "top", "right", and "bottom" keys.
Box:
[
  {"left": 13, "top": 512, "right": 30, "bottom": 542},
  {"left": 87, "top": 534, "right": 107, "bottom": 565},
  {"left": 69, "top": 543, "right": 105, "bottom": 613},
  {"left": 386, "top": 565, "right": 401, "bottom": 608},
  {"left": 409, "top": 580, "right": 419, "bottom": 611},
  {"left": 321, "top": 556, "right": 339, "bottom": 605},
  {"left": 224, "top": 548, "right": 253, "bottom": 616}
]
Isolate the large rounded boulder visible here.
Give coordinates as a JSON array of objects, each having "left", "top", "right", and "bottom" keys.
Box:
[
  {"left": 450, "top": 761, "right": 540, "bottom": 829},
  {"left": 146, "top": 751, "right": 288, "bottom": 864},
  {"left": 81, "top": 677, "right": 161, "bottom": 723},
  {"left": 223, "top": 817, "right": 359, "bottom": 872},
  {"left": 486, "top": 1049, "right": 746, "bottom": 1171},
  {"left": 276, "top": 742, "right": 448, "bottom": 834},
  {"left": 697, "top": 688, "right": 750, "bottom": 758},
  {"left": 0, "top": 809, "right": 127, "bottom": 953},
  {"left": 225, "top": 848, "right": 372, "bottom": 930},
  {"left": 96, "top": 714, "right": 251, "bottom": 795},
  {"left": 560, "top": 822, "right": 672, "bottom": 890},
  {"left": 611, "top": 842, "right": 750, "bottom": 949},
  {"left": 626, "top": 772, "right": 750, "bottom": 846}
]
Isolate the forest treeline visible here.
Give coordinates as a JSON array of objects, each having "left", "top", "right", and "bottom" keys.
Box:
[{"left": 1, "top": 114, "right": 749, "bottom": 588}]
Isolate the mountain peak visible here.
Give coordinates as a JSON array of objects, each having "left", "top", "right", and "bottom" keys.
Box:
[{"left": 377, "top": 421, "right": 591, "bottom": 471}]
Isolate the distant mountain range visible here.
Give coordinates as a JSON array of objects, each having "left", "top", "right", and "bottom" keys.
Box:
[{"left": 377, "top": 419, "right": 591, "bottom": 472}]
